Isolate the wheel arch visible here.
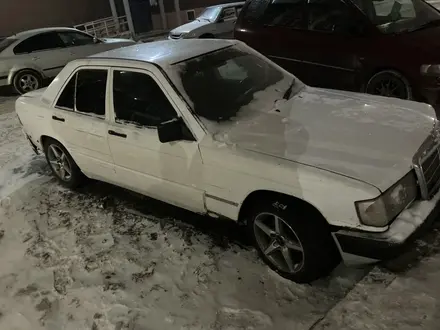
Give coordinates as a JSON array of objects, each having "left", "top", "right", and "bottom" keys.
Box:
[
  {"left": 8, "top": 66, "right": 44, "bottom": 86},
  {"left": 363, "top": 67, "right": 413, "bottom": 97},
  {"left": 238, "top": 189, "right": 333, "bottom": 230}
]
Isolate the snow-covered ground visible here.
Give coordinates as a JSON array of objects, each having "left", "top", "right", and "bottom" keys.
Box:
[{"left": 1, "top": 95, "right": 440, "bottom": 330}]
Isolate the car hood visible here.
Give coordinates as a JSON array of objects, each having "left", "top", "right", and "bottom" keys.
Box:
[
  {"left": 101, "top": 37, "right": 134, "bottom": 44},
  {"left": 171, "top": 20, "right": 210, "bottom": 34},
  {"left": 213, "top": 87, "right": 436, "bottom": 191}
]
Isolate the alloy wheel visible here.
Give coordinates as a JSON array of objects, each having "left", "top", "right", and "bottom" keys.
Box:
[
  {"left": 370, "top": 76, "right": 408, "bottom": 99},
  {"left": 47, "top": 144, "right": 72, "bottom": 182},
  {"left": 19, "top": 74, "right": 39, "bottom": 92},
  {"left": 253, "top": 212, "right": 304, "bottom": 274}
]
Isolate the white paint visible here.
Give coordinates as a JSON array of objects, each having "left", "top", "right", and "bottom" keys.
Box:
[{"left": 15, "top": 40, "right": 440, "bottom": 266}]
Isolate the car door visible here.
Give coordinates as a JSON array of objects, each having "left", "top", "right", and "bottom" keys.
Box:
[
  {"left": 106, "top": 67, "right": 205, "bottom": 213},
  {"left": 13, "top": 32, "right": 71, "bottom": 78},
  {"left": 52, "top": 67, "right": 116, "bottom": 182},
  {"left": 215, "top": 7, "right": 239, "bottom": 38},
  {"left": 297, "top": 0, "right": 369, "bottom": 91}
]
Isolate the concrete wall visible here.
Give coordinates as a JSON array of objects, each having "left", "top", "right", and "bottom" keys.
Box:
[{"left": 0, "top": 0, "right": 111, "bottom": 37}]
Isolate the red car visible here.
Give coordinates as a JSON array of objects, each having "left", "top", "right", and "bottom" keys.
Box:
[{"left": 235, "top": 0, "right": 440, "bottom": 110}]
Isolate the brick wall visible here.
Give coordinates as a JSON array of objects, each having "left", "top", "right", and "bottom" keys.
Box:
[{"left": 0, "top": 0, "right": 111, "bottom": 37}]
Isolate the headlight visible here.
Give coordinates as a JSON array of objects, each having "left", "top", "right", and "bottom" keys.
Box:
[
  {"left": 420, "top": 64, "right": 440, "bottom": 76},
  {"left": 355, "top": 171, "right": 418, "bottom": 227}
]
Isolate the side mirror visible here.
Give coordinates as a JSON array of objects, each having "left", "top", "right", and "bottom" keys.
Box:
[
  {"left": 158, "top": 117, "right": 192, "bottom": 143},
  {"left": 93, "top": 36, "right": 100, "bottom": 44}
]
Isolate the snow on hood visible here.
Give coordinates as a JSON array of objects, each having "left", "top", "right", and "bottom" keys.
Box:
[
  {"left": 170, "top": 20, "right": 210, "bottom": 34},
  {"left": 212, "top": 86, "right": 436, "bottom": 191}
]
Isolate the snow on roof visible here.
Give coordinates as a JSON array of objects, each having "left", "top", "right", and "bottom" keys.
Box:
[{"left": 91, "top": 39, "right": 238, "bottom": 68}]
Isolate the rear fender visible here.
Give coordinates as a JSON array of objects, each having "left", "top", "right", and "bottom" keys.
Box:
[{"left": 8, "top": 63, "right": 45, "bottom": 85}]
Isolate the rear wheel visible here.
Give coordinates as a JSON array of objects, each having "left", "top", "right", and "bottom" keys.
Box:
[
  {"left": 247, "top": 197, "right": 340, "bottom": 283},
  {"left": 366, "top": 70, "right": 412, "bottom": 100},
  {"left": 44, "top": 139, "right": 84, "bottom": 189},
  {"left": 13, "top": 70, "right": 42, "bottom": 94}
]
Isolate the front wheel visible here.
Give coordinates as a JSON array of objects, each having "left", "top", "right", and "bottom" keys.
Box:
[
  {"left": 13, "top": 70, "right": 42, "bottom": 95},
  {"left": 44, "top": 139, "right": 84, "bottom": 189},
  {"left": 248, "top": 198, "right": 340, "bottom": 283}
]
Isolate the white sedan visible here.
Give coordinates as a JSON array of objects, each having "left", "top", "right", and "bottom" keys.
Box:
[
  {"left": 16, "top": 39, "right": 440, "bottom": 283},
  {"left": 0, "top": 27, "right": 134, "bottom": 94}
]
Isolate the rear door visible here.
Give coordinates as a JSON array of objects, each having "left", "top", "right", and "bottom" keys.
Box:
[
  {"left": 57, "top": 31, "right": 111, "bottom": 60},
  {"left": 13, "top": 32, "right": 70, "bottom": 77},
  {"left": 52, "top": 67, "right": 116, "bottom": 182}
]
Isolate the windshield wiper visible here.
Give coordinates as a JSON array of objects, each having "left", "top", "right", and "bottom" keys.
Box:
[{"left": 283, "top": 79, "right": 296, "bottom": 100}]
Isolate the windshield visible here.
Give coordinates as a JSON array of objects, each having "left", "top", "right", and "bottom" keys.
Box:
[
  {"left": 352, "top": 0, "right": 440, "bottom": 34},
  {"left": 197, "top": 6, "right": 222, "bottom": 21},
  {"left": 0, "top": 37, "right": 17, "bottom": 53},
  {"left": 170, "top": 44, "right": 299, "bottom": 134}
]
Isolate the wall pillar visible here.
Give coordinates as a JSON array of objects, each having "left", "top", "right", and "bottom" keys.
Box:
[
  {"left": 173, "top": 0, "right": 181, "bottom": 26},
  {"left": 122, "top": 0, "right": 135, "bottom": 36}
]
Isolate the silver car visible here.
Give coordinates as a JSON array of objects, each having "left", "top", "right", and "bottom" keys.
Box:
[
  {"left": 0, "top": 27, "right": 134, "bottom": 94},
  {"left": 168, "top": 2, "right": 245, "bottom": 40}
]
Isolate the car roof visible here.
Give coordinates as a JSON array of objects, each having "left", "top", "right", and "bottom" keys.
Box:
[
  {"left": 11, "top": 27, "right": 80, "bottom": 39},
  {"left": 208, "top": 1, "right": 245, "bottom": 8},
  {"left": 91, "top": 39, "right": 238, "bottom": 67}
]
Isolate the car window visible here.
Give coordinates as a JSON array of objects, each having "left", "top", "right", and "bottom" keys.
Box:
[
  {"left": 14, "top": 32, "right": 65, "bottom": 54},
  {"left": 220, "top": 7, "right": 237, "bottom": 20},
  {"left": 263, "top": 0, "right": 307, "bottom": 29},
  {"left": 56, "top": 74, "right": 77, "bottom": 110},
  {"left": 307, "top": 0, "right": 355, "bottom": 33},
  {"left": 113, "top": 71, "right": 177, "bottom": 127},
  {"left": 75, "top": 69, "right": 107, "bottom": 116},
  {"left": 58, "top": 31, "right": 95, "bottom": 47},
  {"left": 0, "top": 38, "right": 17, "bottom": 53},
  {"left": 198, "top": 6, "right": 222, "bottom": 22}
]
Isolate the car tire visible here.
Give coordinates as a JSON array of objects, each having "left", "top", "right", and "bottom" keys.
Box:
[
  {"left": 366, "top": 70, "right": 412, "bottom": 100},
  {"left": 247, "top": 197, "right": 341, "bottom": 283},
  {"left": 43, "top": 138, "right": 85, "bottom": 189},
  {"left": 199, "top": 33, "right": 215, "bottom": 39},
  {"left": 13, "top": 69, "right": 42, "bottom": 95}
]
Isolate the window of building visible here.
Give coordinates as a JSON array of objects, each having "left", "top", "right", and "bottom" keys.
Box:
[
  {"left": 187, "top": 10, "right": 196, "bottom": 21},
  {"left": 113, "top": 70, "right": 177, "bottom": 127}
]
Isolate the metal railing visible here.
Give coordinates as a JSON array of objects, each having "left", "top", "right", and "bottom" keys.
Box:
[{"left": 74, "top": 16, "right": 131, "bottom": 39}]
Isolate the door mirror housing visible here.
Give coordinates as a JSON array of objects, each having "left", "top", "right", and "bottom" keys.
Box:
[{"left": 158, "top": 117, "right": 194, "bottom": 143}]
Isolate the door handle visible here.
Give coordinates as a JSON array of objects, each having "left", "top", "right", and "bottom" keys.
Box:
[
  {"left": 52, "top": 115, "right": 65, "bottom": 122},
  {"left": 108, "top": 130, "right": 127, "bottom": 138}
]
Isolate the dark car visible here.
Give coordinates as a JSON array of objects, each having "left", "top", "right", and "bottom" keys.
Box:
[{"left": 235, "top": 0, "right": 440, "bottom": 110}]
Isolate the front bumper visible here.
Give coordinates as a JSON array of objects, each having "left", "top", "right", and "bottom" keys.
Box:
[{"left": 334, "top": 191, "right": 440, "bottom": 261}]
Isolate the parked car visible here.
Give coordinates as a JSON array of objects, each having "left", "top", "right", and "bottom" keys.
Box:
[
  {"left": 168, "top": 2, "right": 244, "bottom": 39},
  {"left": 0, "top": 27, "right": 134, "bottom": 94},
  {"left": 235, "top": 0, "right": 440, "bottom": 110},
  {"left": 16, "top": 39, "right": 440, "bottom": 283}
]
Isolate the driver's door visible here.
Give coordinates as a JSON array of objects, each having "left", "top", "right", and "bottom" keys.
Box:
[
  {"left": 107, "top": 67, "right": 205, "bottom": 213},
  {"left": 214, "top": 7, "right": 238, "bottom": 38}
]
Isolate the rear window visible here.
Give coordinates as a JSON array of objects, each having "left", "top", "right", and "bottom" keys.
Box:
[{"left": 0, "top": 38, "right": 17, "bottom": 53}]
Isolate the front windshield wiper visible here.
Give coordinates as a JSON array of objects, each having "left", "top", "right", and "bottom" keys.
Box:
[
  {"left": 283, "top": 79, "right": 296, "bottom": 100},
  {"left": 406, "top": 19, "right": 440, "bottom": 33}
]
